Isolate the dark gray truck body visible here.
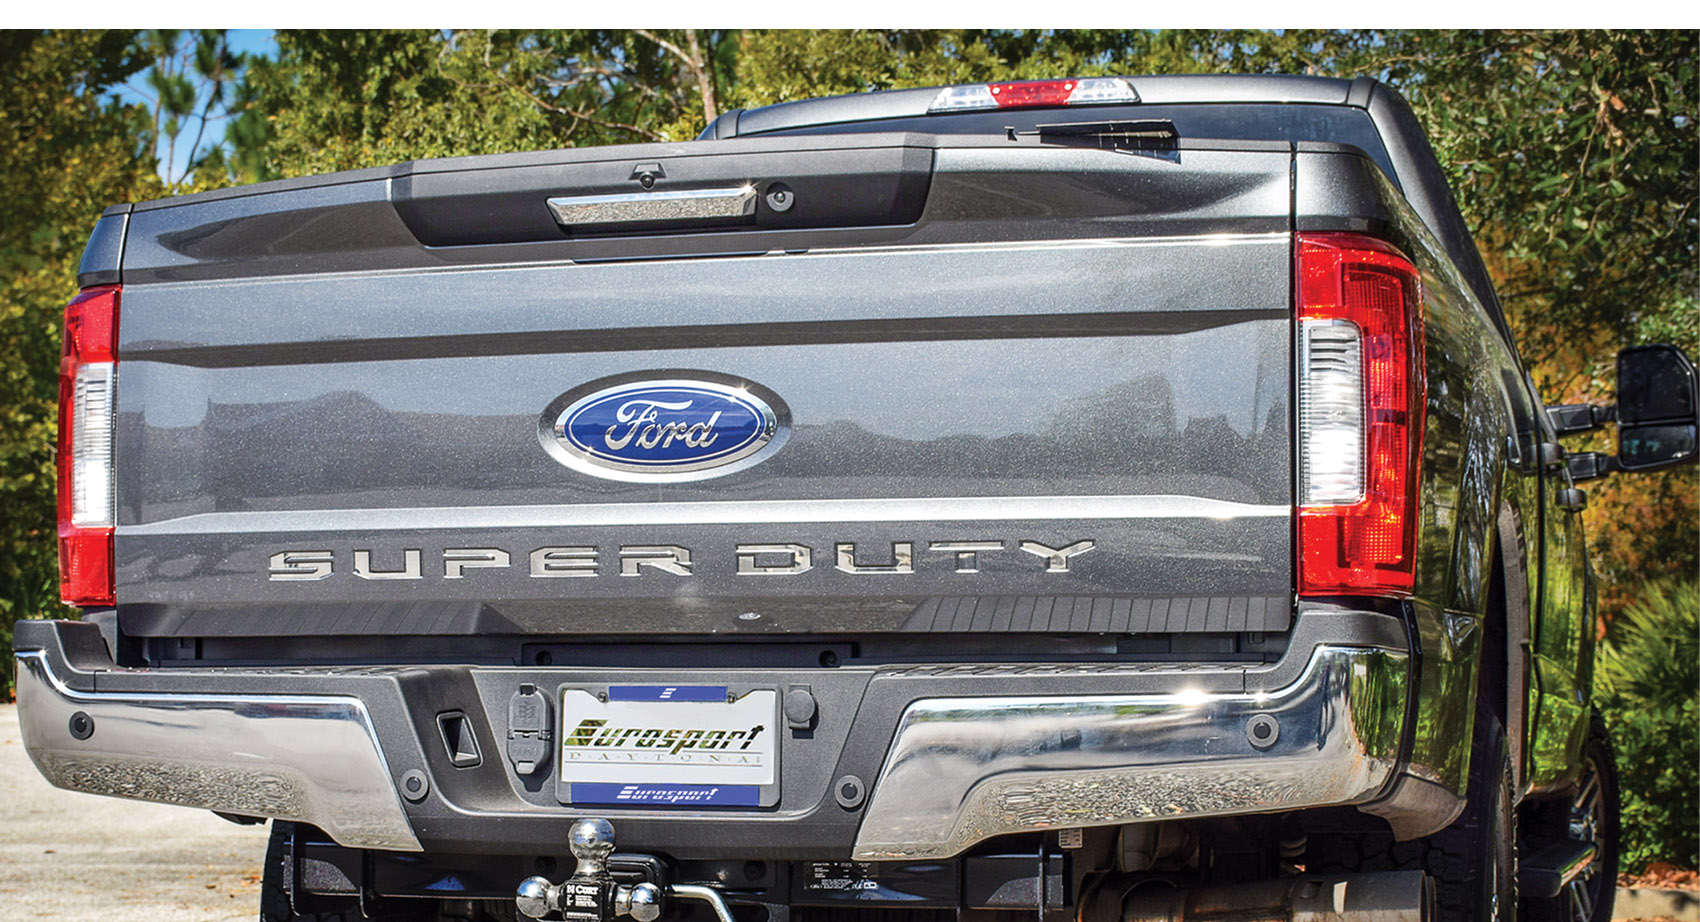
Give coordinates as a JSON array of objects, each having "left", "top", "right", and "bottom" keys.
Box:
[{"left": 18, "top": 75, "right": 1599, "bottom": 921}]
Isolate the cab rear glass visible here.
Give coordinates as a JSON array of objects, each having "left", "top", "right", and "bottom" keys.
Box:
[{"left": 758, "top": 103, "right": 1400, "bottom": 191}]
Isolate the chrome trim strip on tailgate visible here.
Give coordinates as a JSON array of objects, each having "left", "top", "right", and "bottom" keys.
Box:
[
  {"left": 13, "top": 650, "right": 421, "bottom": 852},
  {"left": 853, "top": 644, "right": 1408, "bottom": 860},
  {"left": 122, "top": 494, "right": 1290, "bottom": 536},
  {"left": 547, "top": 186, "right": 757, "bottom": 227}
]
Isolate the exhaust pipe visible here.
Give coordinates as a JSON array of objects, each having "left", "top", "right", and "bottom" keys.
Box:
[{"left": 1121, "top": 870, "right": 1432, "bottom": 922}]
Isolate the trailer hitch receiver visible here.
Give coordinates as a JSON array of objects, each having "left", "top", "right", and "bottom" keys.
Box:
[{"left": 516, "top": 818, "right": 732, "bottom": 922}]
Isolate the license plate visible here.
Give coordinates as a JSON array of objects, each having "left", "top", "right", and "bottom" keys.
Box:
[{"left": 556, "top": 686, "right": 778, "bottom": 807}]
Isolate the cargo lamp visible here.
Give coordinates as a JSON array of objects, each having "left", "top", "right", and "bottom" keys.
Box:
[{"left": 928, "top": 77, "right": 1139, "bottom": 112}]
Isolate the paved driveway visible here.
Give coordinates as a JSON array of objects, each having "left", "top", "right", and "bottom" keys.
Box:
[
  {"left": 0, "top": 702, "right": 1678, "bottom": 922},
  {"left": 0, "top": 703, "right": 270, "bottom": 921}
]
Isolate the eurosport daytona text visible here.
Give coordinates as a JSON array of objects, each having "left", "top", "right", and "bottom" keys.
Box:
[{"left": 564, "top": 718, "right": 766, "bottom": 756}]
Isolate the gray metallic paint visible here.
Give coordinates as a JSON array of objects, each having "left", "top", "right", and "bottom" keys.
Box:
[
  {"left": 112, "top": 163, "right": 1295, "bottom": 632},
  {"left": 76, "top": 210, "right": 128, "bottom": 288}
]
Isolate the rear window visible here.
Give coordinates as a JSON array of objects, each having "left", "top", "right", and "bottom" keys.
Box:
[{"left": 761, "top": 102, "right": 1400, "bottom": 191}]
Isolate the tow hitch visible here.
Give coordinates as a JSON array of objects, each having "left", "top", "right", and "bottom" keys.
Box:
[{"left": 517, "top": 818, "right": 735, "bottom": 922}]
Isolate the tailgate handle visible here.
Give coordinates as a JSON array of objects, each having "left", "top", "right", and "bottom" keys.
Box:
[{"left": 547, "top": 186, "right": 757, "bottom": 228}]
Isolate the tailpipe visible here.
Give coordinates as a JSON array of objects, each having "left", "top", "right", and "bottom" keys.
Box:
[{"left": 1121, "top": 870, "right": 1432, "bottom": 922}]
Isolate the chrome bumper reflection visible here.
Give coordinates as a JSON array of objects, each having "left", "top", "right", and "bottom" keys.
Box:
[
  {"left": 853, "top": 645, "right": 1408, "bottom": 860},
  {"left": 14, "top": 650, "right": 420, "bottom": 852}
]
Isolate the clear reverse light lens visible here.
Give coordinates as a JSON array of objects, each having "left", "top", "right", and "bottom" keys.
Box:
[
  {"left": 928, "top": 85, "right": 1000, "bottom": 112},
  {"left": 1064, "top": 77, "right": 1139, "bottom": 105},
  {"left": 1299, "top": 319, "right": 1364, "bottom": 505},
  {"left": 70, "top": 361, "right": 115, "bottom": 528}
]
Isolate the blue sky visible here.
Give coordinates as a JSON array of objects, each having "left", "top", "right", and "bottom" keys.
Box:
[
  {"left": 114, "top": 30, "right": 279, "bottom": 183},
  {"left": 227, "top": 29, "right": 279, "bottom": 59}
]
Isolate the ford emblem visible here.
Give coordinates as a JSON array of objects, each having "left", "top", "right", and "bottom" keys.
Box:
[{"left": 539, "top": 372, "right": 789, "bottom": 482}]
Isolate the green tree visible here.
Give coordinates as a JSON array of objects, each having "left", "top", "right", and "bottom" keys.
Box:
[
  {"left": 128, "top": 29, "right": 259, "bottom": 185},
  {"left": 0, "top": 30, "right": 156, "bottom": 694},
  {"left": 1595, "top": 581, "right": 1700, "bottom": 870},
  {"left": 251, "top": 29, "right": 746, "bottom": 177}
]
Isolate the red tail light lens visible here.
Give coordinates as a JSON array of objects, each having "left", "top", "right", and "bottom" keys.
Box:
[
  {"left": 1296, "top": 235, "right": 1425, "bottom": 597},
  {"left": 58, "top": 284, "right": 120, "bottom": 606},
  {"left": 988, "top": 80, "right": 1078, "bottom": 108}
]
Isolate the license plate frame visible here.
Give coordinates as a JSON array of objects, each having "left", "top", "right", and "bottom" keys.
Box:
[{"left": 555, "top": 684, "right": 781, "bottom": 808}]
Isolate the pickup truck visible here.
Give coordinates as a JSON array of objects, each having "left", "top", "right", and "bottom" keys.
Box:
[{"left": 17, "top": 74, "right": 1699, "bottom": 922}]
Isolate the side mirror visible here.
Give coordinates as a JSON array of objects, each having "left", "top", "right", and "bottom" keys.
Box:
[
  {"left": 1547, "top": 402, "right": 1614, "bottom": 436},
  {"left": 1616, "top": 344, "right": 1699, "bottom": 472},
  {"left": 1565, "top": 451, "right": 1617, "bottom": 482}
]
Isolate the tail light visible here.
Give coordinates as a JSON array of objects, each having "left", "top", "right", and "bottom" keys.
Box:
[
  {"left": 58, "top": 284, "right": 120, "bottom": 606},
  {"left": 1296, "top": 235, "right": 1425, "bottom": 597},
  {"left": 928, "top": 77, "right": 1139, "bottom": 112}
]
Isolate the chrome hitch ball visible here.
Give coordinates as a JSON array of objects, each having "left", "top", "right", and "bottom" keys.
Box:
[{"left": 515, "top": 818, "right": 669, "bottom": 922}]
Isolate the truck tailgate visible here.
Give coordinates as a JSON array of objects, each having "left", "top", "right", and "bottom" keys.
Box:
[{"left": 110, "top": 135, "right": 1295, "bottom": 641}]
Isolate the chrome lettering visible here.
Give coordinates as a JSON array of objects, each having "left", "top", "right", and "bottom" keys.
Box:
[
  {"left": 736, "top": 543, "right": 813, "bottom": 575},
  {"left": 531, "top": 546, "right": 599, "bottom": 578},
  {"left": 269, "top": 550, "right": 333, "bottom": 581},
  {"left": 444, "top": 547, "right": 510, "bottom": 579},
  {"left": 603, "top": 400, "right": 721, "bottom": 452},
  {"left": 928, "top": 540, "right": 1005, "bottom": 573},
  {"left": 269, "top": 539, "right": 1096, "bottom": 580},
  {"left": 619, "top": 545, "right": 693, "bottom": 577},
  {"left": 353, "top": 549, "right": 422, "bottom": 581},
  {"left": 835, "top": 542, "right": 915, "bottom": 575},
  {"left": 1018, "top": 539, "right": 1097, "bottom": 573}
]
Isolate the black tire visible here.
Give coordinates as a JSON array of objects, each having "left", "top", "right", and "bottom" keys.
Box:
[
  {"left": 1524, "top": 713, "right": 1620, "bottom": 922},
  {"left": 1306, "top": 710, "right": 1518, "bottom": 922},
  {"left": 1465, "top": 714, "right": 1520, "bottom": 922}
]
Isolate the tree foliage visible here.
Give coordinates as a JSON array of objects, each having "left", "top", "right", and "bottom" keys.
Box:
[
  {"left": 249, "top": 30, "right": 746, "bottom": 177},
  {"left": 1595, "top": 581, "right": 1700, "bottom": 871}
]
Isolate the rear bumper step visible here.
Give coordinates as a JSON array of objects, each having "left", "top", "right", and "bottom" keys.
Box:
[
  {"left": 855, "top": 644, "right": 1409, "bottom": 859},
  {"left": 1518, "top": 839, "right": 1598, "bottom": 899},
  {"left": 14, "top": 613, "right": 1409, "bottom": 860},
  {"left": 13, "top": 648, "right": 420, "bottom": 851}
]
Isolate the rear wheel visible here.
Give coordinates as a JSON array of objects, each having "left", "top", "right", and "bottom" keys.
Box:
[
  {"left": 1305, "top": 709, "right": 1518, "bottom": 922},
  {"left": 1525, "top": 714, "right": 1619, "bottom": 922},
  {"left": 1438, "top": 712, "right": 1519, "bottom": 922}
]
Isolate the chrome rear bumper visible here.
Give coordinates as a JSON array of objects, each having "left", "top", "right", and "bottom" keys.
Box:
[
  {"left": 14, "top": 649, "right": 420, "bottom": 851},
  {"left": 854, "top": 644, "right": 1409, "bottom": 859},
  {"left": 16, "top": 623, "right": 1407, "bottom": 861}
]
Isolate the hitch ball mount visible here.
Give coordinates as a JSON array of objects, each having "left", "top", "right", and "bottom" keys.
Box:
[{"left": 517, "top": 818, "right": 734, "bottom": 922}]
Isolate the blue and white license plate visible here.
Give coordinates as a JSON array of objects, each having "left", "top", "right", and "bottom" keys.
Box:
[{"left": 556, "top": 686, "right": 778, "bottom": 807}]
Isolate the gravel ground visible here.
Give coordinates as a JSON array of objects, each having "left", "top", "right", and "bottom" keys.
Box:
[
  {"left": 0, "top": 701, "right": 1683, "bottom": 922},
  {"left": 0, "top": 702, "right": 270, "bottom": 922}
]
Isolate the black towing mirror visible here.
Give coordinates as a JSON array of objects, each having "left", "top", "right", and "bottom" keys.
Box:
[
  {"left": 1615, "top": 344, "right": 1699, "bottom": 471},
  {"left": 1555, "top": 343, "right": 1698, "bottom": 482}
]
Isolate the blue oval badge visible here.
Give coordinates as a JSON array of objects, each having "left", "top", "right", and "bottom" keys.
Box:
[{"left": 540, "top": 374, "right": 788, "bottom": 482}]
